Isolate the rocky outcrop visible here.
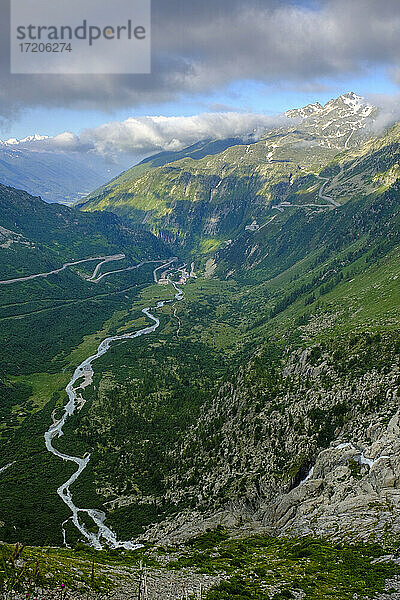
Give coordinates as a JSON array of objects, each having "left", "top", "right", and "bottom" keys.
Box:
[
  {"left": 263, "top": 410, "right": 400, "bottom": 541},
  {"left": 143, "top": 332, "right": 400, "bottom": 544}
]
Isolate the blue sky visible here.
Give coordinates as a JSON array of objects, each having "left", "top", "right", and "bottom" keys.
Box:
[
  {"left": 3, "top": 67, "right": 398, "bottom": 140},
  {"left": 2, "top": 0, "right": 400, "bottom": 155}
]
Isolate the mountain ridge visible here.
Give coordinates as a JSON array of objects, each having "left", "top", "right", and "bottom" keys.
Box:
[{"left": 78, "top": 92, "right": 380, "bottom": 254}]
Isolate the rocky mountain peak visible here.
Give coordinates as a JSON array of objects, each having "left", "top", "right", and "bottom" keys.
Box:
[
  {"left": 0, "top": 134, "right": 50, "bottom": 146},
  {"left": 286, "top": 91, "right": 376, "bottom": 148},
  {"left": 323, "top": 91, "right": 374, "bottom": 116}
]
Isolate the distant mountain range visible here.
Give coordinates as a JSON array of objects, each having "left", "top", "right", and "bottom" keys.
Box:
[
  {"left": 0, "top": 92, "right": 376, "bottom": 207},
  {"left": 0, "top": 138, "right": 132, "bottom": 205}
]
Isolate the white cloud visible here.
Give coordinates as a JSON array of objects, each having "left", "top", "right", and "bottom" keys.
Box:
[
  {"left": 364, "top": 93, "right": 400, "bottom": 135},
  {"left": 15, "top": 111, "right": 291, "bottom": 159},
  {"left": 51, "top": 132, "right": 81, "bottom": 150},
  {"left": 79, "top": 112, "right": 291, "bottom": 157},
  {"left": 7, "top": 91, "right": 400, "bottom": 163}
]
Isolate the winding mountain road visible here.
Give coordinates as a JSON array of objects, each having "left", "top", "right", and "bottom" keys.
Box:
[
  {"left": 0, "top": 254, "right": 177, "bottom": 286},
  {"left": 90, "top": 258, "right": 176, "bottom": 284},
  {"left": 0, "top": 461, "right": 15, "bottom": 475},
  {"left": 88, "top": 254, "right": 125, "bottom": 280},
  {"left": 271, "top": 173, "right": 340, "bottom": 212},
  {"left": 345, "top": 127, "right": 356, "bottom": 149},
  {"left": 153, "top": 258, "right": 177, "bottom": 283},
  {"left": 316, "top": 175, "right": 340, "bottom": 207},
  {"left": 0, "top": 254, "right": 126, "bottom": 285}
]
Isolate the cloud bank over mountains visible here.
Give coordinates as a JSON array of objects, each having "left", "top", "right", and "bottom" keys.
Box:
[
  {"left": 7, "top": 91, "right": 400, "bottom": 161},
  {"left": 4, "top": 112, "right": 291, "bottom": 159}
]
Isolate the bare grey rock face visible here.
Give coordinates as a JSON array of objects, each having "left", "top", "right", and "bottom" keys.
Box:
[
  {"left": 263, "top": 408, "right": 400, "bottom": 541},
  {"left": 286, "top": 92, "right": 377, "bottom": 149}
]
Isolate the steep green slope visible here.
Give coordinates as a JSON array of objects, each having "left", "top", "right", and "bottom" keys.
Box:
[
  {"left": 79, "top": 137, "right": 252, "bottom": 208},
  {"left": 215, "top": 169, "right": 400, "bottom": 285},
  {"left": 0, "top": 184, "right": 172, "bottom": 378},
  {"left": 0, "top": 184, "right": 168, "bottom": 279},
  {"left": 78, "top": 130, "right": 338, "bottom": 253},
  {"left": 162, "top": 247, "right": 400, "bottom": 532},
  {"left": 78, "top": 93, "right": 378, "bottom": 254}
]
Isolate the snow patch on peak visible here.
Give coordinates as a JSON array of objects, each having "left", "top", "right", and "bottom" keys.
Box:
[
  {"left": 285, "top": 92, "right": 376, "bottom": 149},
  {"left": 324, "top": 92, "right": 373, "bottom": 116},
  {"left": 340, "top": 92, "right": 372, "bottom": 113},
  {"left": 1, "top": 134, "right": 49, "bottom": 146},
  {"left": 285, "top": 102, "right": 323, "bottom": 119},
  {"left": 21, "top": 134, "right": 49, "bottom": 143},
  {"left": 287, "top": 93, "right": 374, "bottom": 123}
]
